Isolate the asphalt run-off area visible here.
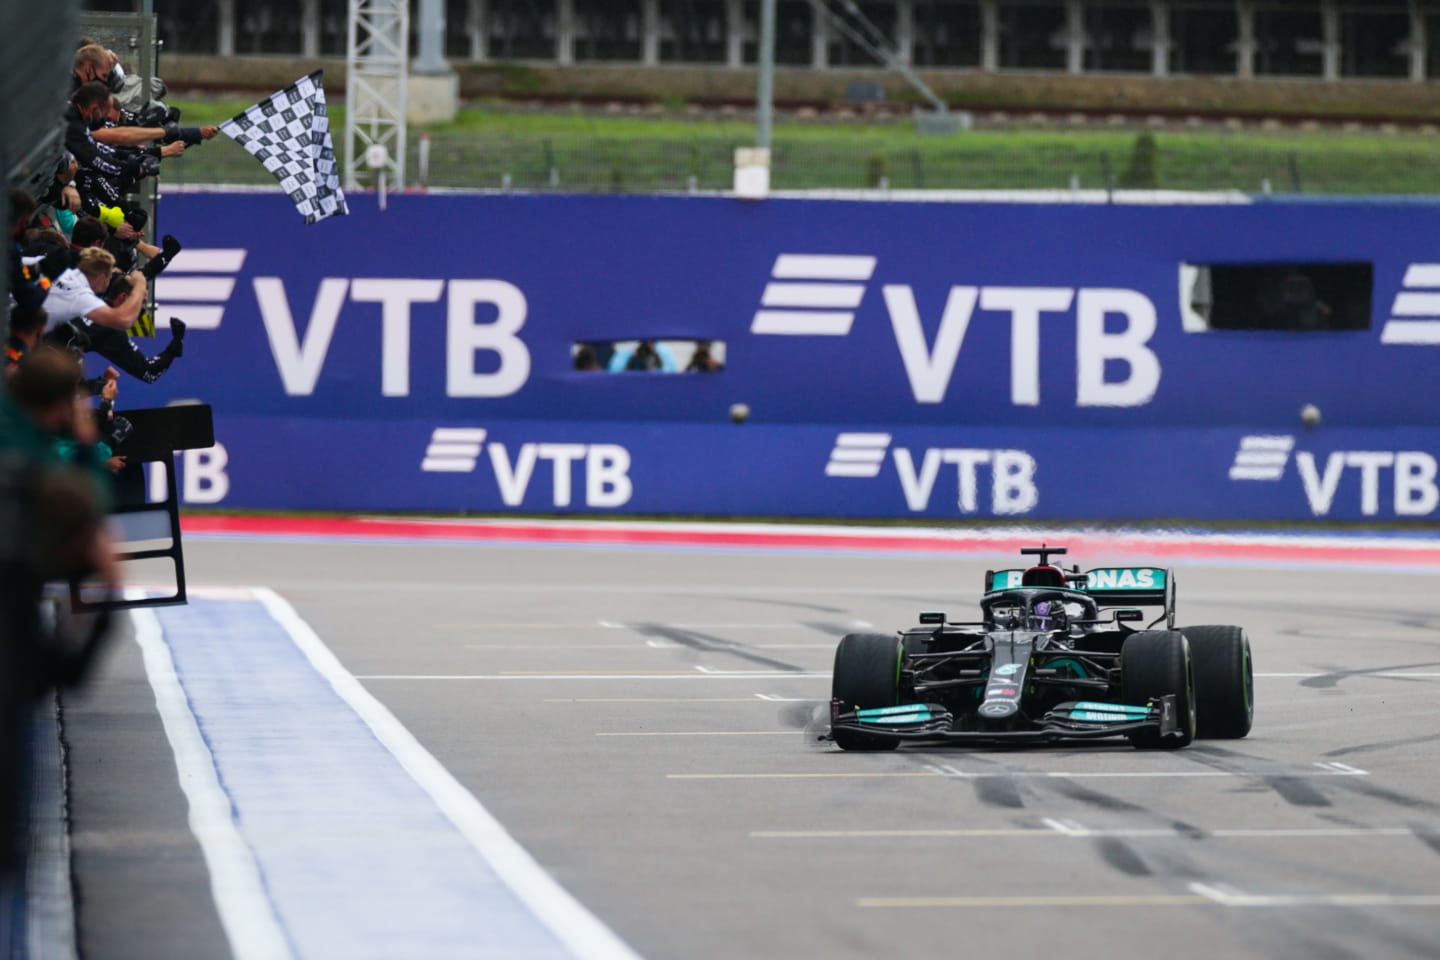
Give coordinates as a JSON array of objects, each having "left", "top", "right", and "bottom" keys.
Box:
[{"left": 39, "top": 518, "right": 1440, "bottom": 960}]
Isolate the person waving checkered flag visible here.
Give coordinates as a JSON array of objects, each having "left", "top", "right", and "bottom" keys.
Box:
[{"left": 221, "top": 71, "right": 349, "bottom": 224}]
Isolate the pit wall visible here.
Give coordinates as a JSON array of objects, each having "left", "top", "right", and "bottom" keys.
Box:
[{"left": 141, "top": 193, "right": 1440, "bottom": 522}]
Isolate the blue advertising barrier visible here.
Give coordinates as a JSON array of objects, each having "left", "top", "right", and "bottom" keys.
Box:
[{"left": 134, "top": 192, "right": 1440, "bottom": 521}]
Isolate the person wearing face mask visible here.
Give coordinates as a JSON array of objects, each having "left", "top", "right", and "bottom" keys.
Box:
[
  {"left": 63, "top": 84, "right": 185, "bottom": 219},
  {"left": 72, "top": 40, "right": 170, "bottom": 115}
]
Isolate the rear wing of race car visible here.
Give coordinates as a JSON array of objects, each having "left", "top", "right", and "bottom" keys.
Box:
[{"left": 985, "top": 566, "right": 1175, "bottom": 623}]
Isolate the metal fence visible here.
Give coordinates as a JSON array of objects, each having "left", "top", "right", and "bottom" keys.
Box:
[{"left": 162, "top": 130, "right": 1440, "bottom": 196}]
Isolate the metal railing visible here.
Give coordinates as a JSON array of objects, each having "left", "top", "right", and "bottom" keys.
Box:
[{"left": 161, "top": 132, "right": 1440, "bottom": 197}]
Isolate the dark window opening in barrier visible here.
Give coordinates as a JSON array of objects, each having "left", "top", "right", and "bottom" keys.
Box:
[
  {"left": 572, "top": 339, "right": 727, "bottom": 373},
  {"left": 1180, "top": 262, "right": 1373, "bottom": 333}
]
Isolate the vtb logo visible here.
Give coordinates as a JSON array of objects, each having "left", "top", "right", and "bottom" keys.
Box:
[
  {"left": 751, "top": 253, "right": 1161, "bottom": 408},
  {"left": 1230, "top": 434, "right": 1438, "bottom": 517},
  {"left": 159, "top": 249, "right": 532, "bottom": 399},
  {"left": 825, "top": 433, "right": 1038, "bottom": 514},
  {"left": 153, "top": 248, "right": 248, "bottom": 332},
  {"left": 1381, "top": 264, "right": 1440, "bottom": 345},
  {"left": 421, "top": 427, "right": 633, "bottom": 508}
]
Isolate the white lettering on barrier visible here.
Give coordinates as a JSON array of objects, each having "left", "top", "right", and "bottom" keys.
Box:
[
  {"left": 882, "top": 285, "right": 978, "bottom": 404},
  {"left": 1296, "top": 450, "right": 1439, "bottom": 516},
  {"left": 446, "top": 280, "right": 530, "bottom": 398},
  {"left": 585, "top": 445, "right": 633, "bottom": 507},
  {"left": 992, "top": 449, "right": 1039, "bottom": 515},
  {"left": 256, "top": 278, "right": 349, "bottom": 396},
  {"left": 978, "top": 287, "right": 1074, "bottom": 406},
  {"left": 486, "top": 442, "right": 634, "bottom": 508},
  {"left": 893, "top": 447, "right": 1038, "bottom": 514},
  {"left": 881, "top": 284, "right": 1160, "bottom": 407},
  {"left": 253, "top": 277, "right": 531, "bottom": 398},
  {"left": 1395, "top": 452, "right": 1440, "bottom": 516},
  {"left": 1076, "top": 288, "right": 1161, "bottom": 407},
  {"left": 537, "top": 443, "right": 587, "bottom": 507},
  {"left": 349, "top": 279, "right": 445, "bottom": 397},
  {"left": 145, "top": 445, "right": 231, "bottom": 505},
  {"left": 184, "top": 446, "right": 231, "bottom": 504}
]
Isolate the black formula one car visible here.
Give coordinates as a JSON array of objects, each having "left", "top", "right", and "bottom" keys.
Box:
[{"left": 827, "top": 546, "right": 1253, "bottom": 750}]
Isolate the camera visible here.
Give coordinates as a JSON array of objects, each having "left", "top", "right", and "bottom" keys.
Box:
[
  {"left": 43, "top": 322, "right": 91, "bottom": 363},
  {"left": 134, "top": 101, "right": 180, "bottom": 128},
  {"left": 104, "top": 415, "right": 133, "bottom": 449}
]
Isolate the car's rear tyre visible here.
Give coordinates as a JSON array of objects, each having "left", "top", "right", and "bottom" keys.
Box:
[
  {"left": 831, "top": 633, "right": 902, "bottom": 752},
  {"left": 1121, "top": 630, "right": 1195, "bottom": 749},
  {"left": 1182, "top": 625, "right": 1253, "bottom": 739}
]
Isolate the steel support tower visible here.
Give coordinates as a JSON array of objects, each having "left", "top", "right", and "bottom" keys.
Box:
[{"left": 344, "top": 0, "right": 408, "bottom": 193}]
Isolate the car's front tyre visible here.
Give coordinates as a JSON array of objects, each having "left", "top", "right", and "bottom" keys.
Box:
[
  {"left": 831, "top": 633, "right": 902, "bottom": 752},
  {"left": 1121, "top": 630, "right": 1196, "bottom": 749},
  {"left": 1182, "top": 625, "right": 1253, "bottom": 739}
]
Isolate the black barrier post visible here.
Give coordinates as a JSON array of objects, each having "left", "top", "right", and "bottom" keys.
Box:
[{"left": 69, "top": 405, "right": 213, "bottom": 613}]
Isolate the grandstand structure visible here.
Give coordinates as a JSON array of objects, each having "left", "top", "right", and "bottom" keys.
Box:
[{"left": 99, "top": 1, "right": 1435, "bottom": 82}]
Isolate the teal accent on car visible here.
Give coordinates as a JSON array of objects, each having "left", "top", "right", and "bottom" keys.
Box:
[
  {"left": 1072, "top": 701, "right": 1149, "bottom": 714},
  {"left": 858, "top": 704, "right": 930, "bottom": 717},
  {"left": 1048, "top": 658, "right": 1088, "bottom": 678},
  {"left": 1083, "top": 568, "right": 1166, "bottom": 591},
  {"left": 856, "top": 704, "right": 932, "bottom": 725},
  {"left": 1072, "top": 710, "right": 1142, "bottom": 723}
]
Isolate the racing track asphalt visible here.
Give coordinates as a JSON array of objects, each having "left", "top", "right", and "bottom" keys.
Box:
[{"left": 60, "top": 531, "right": 1440, "bottom": 960}]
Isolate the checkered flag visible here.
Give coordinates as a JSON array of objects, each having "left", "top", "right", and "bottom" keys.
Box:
[{"left": 220, "top": 71, "right": 349, "bottom": 225}]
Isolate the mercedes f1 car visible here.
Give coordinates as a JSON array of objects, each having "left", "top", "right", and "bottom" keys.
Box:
[{"left": 827, "top": 546, "right": 1253, "bottom": 750}]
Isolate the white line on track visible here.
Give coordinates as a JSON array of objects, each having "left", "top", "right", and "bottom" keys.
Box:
[
  {"left": 357, "top": 672, "right": 832, "bottom": 680},
  {"left": 859, "top": 894, "right": 1210, "bottom": 908},
  {"left": 1315, "top": 761, "right": 1369, "bottom": 775},
  {"left": 464, "top": 643, "right": 663, "bottom": 650},
  {"left": 131, "top": 606, "right": 294, "bottom": 960},
  {"left": 857, "top": 889, "right": 1440, "bottom": 909},
  {"left": 356, "top": 671, "right": 1440, "bottom": 682},
  {"left": 669, "top": 767, "right": 1371, "bottom": 781},
  {"left": 595, "top": 731, "right": 804, "bottom": 737},
  {"left": 752, "top": 826, "right": 1421, "bottom": 840},
  {"left": 1188, "top": 883, "right": 1440, "bottom": 908},
  {"left": 543, "top": 697, "right": 764, "bottom": 703},
  {"left": 1257, "top": 672, "right": 1440, "bottom": 679},
  {"left": 254, "top": 589, "right": 644, "bottom": 960}
]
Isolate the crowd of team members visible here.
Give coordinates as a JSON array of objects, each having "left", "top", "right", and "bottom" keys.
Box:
[
  {"left": 6, "top": 40, "right": 221, "bottom": 460},
  {"left": 3, "top": 40, "right": 219, "bottom": 606}
]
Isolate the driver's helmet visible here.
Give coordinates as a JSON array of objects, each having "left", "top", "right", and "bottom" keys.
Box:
[{"left": 1028, "top": 600, "right": 1067, "bottom": 633}]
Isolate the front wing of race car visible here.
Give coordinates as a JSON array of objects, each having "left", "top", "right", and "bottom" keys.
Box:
[{"left": 825, "top": 698, "right": 1182, "bottom": 745}]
